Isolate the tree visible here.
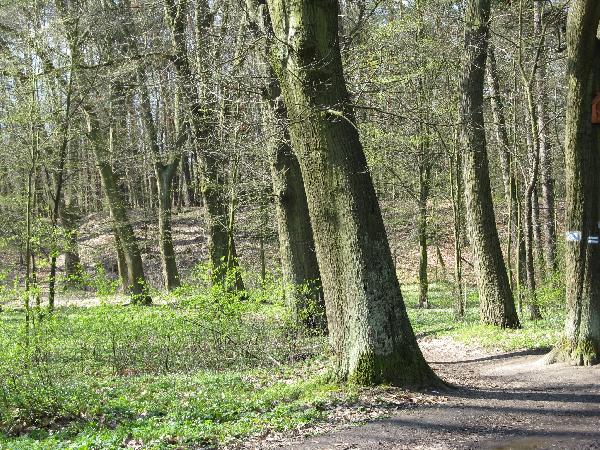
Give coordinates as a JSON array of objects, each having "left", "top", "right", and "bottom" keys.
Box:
[
  {"left": 164, "top": 0, "right": 244, "bottom": 291},
  {"left": 245, "top": 0, "right": 326, "bottom": 330},
  {"left": 56, "top": 0, "right": 152, "bottom": 305},
  {"left": 534, "top": 0, "right": 557, "bottom": 276},
  {"left": 547, "top": 0, "right": 600, "bottom": 366},
  {"left": 460, "top": 0, "right": 520, "bottom": 328},
  {"left": 264, "top": 0, "right": 439, "bottom": 385}
]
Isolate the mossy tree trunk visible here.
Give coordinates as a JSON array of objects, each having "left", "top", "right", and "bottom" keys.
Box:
[
  {"left": 460, "top": 0, "right": 520, "bottom": 328},
  {"left": 265, "top": 0, "right": 440, "bottom": 386},
  {"left": 246, "top": 0, "right": 326, "bottom": 330},
  {"left": 267, "top": 84, "right": 326, "bottom": 330},
  {"left": 549, "top": 0, "right": 600, "bottom": 366}
]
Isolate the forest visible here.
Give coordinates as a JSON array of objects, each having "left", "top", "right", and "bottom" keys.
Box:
[{"left": 0, "top": 0, "right": 599, "bottom": 448}]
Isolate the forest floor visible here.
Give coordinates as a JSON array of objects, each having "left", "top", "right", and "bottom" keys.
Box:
[{"left": 253, "top": 336, "right": 600, "bottom": 450}]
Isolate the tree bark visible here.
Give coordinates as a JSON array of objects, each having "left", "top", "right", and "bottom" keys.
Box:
[
  {"left": 487, "top": 43, "right": 520, "bottom": 290},
  {"left": 460, "top": 0, "right": 520, "bottom": 328},
  {"left": 136, "top": 68, "right": 182, "bottom": 291},
  {"left": 534, "top": 0, "right": 558, "bottom": 276},
  {"left": 164, "top": 0, "right": 244, "bottom": 291},
  {"left": 85, "top": 110, "right": 151, "bottom": 304},
  {"left": 418, "top": 162, "right": 430, "bottom": 309},
  {"left": 265, "top": 0, "right": 440, "bottom": 386},
  {"left": 246, "top": 0, "right": 326, "bottom": 330},
  {"left": 60, "top": 199, "right": 82, "bottom": 287},
  {"left": 548, "top": 0, "right": 600, "bottom": 366},
  {"left": 449, "top": 133, "right": 465, "bottom": 318},
  {"left": 267, "top": 91, "right": 326, "bottom": 330}
]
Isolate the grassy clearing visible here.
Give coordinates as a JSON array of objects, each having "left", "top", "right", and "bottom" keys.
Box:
[
  {"left": 0, "top": 276, "right": 566, "bottom": 449},
  {"left": 404, "top": 281, "right": 565, "bottom": 352}
]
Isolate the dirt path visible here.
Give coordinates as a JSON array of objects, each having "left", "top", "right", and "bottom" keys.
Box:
[{"left": 268, "top": 338, "right": 600, "bottom": 450}]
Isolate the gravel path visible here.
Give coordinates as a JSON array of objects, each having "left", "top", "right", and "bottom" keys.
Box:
[{"left": 277, "top": 337, "right": 600, "bottom": 450}]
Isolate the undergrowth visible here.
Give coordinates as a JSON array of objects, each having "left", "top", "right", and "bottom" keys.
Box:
[{"left": 0, "top": 268, "right": 566, "bottom": 449}]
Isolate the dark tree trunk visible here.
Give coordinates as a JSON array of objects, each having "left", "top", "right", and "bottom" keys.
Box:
[
  {"left": 548, "top": 1, "right": 600, "bottom": 366},
  {"left": 460, "top": 0, "right": 520, "bottom": 328},
  {"left": 264, "top": 0, "right": 440, "bottom": 386},
  {"left": 246, "top": 0, "right": 326, "bottom": 330},
  {"left": 418, "top": 163, "right": 431, "bottom": 309},
  {"left": 267, "top": 93, "right": 326, "bottom": 330}
]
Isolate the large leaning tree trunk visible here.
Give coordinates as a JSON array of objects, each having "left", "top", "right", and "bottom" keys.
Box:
[
  {"left": 547, "top": 0, "right": 600, "bottom": 366},
  {"left": 264, "top": 0, "right": 440, "bottom": 386},
  {"left": 460, "top": 0, "right": 520, "bottom": 328},
  {"left": 245, "top": 0, "right": 326, "bottom": 331},
  {"left": 164, "top": 0, "right": 244, "bottom": 291}
]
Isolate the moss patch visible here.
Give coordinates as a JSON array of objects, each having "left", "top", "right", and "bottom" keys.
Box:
[
  {"left": 349, "top": 350, "right": 443, "bottom": 388},
  {"left": 546, "top": 338, "right": 600, "bottom": 366}
]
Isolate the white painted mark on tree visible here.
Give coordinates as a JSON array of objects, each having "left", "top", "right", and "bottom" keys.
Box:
[
  {"left": 589, "top": 236, "right": 600, "bottom": 245},
  {"left": 566, "top": 231, "right": 582, "bottom": 242}
]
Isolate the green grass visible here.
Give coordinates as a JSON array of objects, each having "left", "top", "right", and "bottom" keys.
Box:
[
  {"left": 404, "top": 281, "right": 565, "bottom": 352},
  {"left": 0, "top": 279, "right": 339, "bottom": 449},
  {"left": 0, "top": 279, "right": 566, "bottom": 449},
  {"left": 0, "top": 366, "right": 341, "bottom": 449}
]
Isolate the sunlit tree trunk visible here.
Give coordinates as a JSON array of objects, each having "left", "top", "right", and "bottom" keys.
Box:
[
  {"left": 137, "top": 68, "right": 183, "bottom": 291},
  {"left": 460, "top": 0, "right": 520, "bottom": 328},
  {"left": 164, "top": 0, "right": 244, "bottom": 291},
  {"left": 265, "top": 0, "right": 440, "bottom": 385},
  {"left": 534, "top": 0, "right": 557, "bottom": 276}
]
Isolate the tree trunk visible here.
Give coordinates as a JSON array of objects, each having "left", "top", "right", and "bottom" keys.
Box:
[
  {"left": 156, "top": 165, "right": 181, "bottom": 290},
  {"left": 60, "top": 200, "right": 82, "bottom": 287},
  {"left": 534, "top": 0, "right": 557, "bottom": 276},
  {"left": 268, "top": 97, "right": 326, "bottom": 330},
  {"left": 247, "top": 0, "right": 326, "bottom": 330},
  {"left": 547, "top": 1, "right": 600, "bottom": 366},
  {"left": 85, "top": 110, "right": 151, "bottom": 304},
  {"left": 114, "top": 229, "right": 129, "bottom": 290},
  {"left": 449, "top": 135, "right": 465, "bottom": 318},
  {"left": 164, "top": 0, "right": 244, "bottom": 291},
  {"left": 460, "top": 0, "right": 520, "bottom": 328},
  {"left": 265, "top": 0, "right": 440, "bottom": 386},
  {"left": 418, "top": 163, "right": 430, "bottom": 309},
  {"left": 136, "top": 66, "right": 182, "bottom": 291},
  {"left": 487, "top": 43, "right": 520, "bottom": 289}
]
